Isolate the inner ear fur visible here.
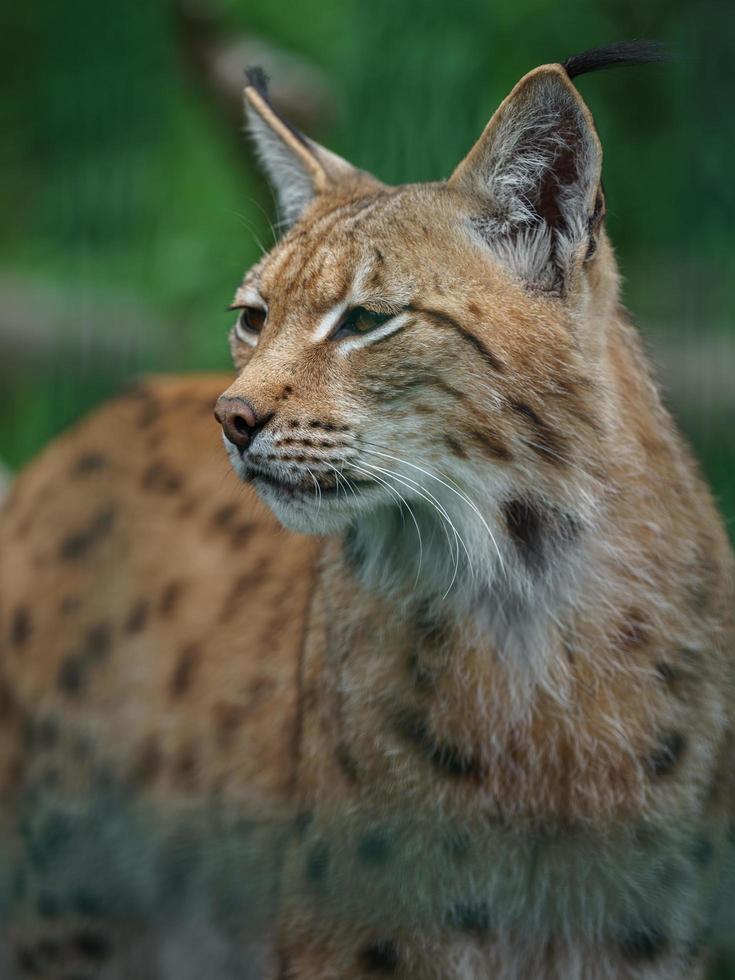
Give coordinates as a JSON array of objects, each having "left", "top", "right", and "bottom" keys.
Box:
[
  {"left": 244, "top": 68, "right": 362, "bottom": 228},
  {"left": 449, "top": 64, "right": 604, "bottom": 293}
]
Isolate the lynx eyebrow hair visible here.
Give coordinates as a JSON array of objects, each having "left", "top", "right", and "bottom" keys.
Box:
[{"left": 562, "top": 40, "right": 667, "bottom": 80}]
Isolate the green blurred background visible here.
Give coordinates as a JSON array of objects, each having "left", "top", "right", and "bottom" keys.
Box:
[
  {"left": 1, "top": 0, "right": 734, "bottom": 534},
  {"left": 0, "top": 0, "right": 733, "bottom": 971}
]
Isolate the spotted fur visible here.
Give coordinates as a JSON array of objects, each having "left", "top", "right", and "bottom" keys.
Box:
[{"left": 1, "top": 48, "right": 734, "bottom": 980}]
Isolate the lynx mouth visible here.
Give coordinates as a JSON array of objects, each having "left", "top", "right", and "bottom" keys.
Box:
[
  {"left": 251, "top": 470, "right": 377, "bottom": 500},
  {"left": 247, "top": 466, "right": 384, "bottom": 533}
]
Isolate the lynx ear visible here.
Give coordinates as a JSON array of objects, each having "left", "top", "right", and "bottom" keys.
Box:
[
  {"left": 244, "top": 68, "right": 357, "bottom": 228},
  {"left": 449, "top": 64, "right": 604, "bottom": 294}
]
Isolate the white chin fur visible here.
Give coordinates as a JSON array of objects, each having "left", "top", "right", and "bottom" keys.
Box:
[{"left": 257, "top": 489, "right": 356, "bottom": 535}]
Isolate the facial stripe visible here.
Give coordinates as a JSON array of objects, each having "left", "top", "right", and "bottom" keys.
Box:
[
  {"left": 466, "top": 426, "right": 513, "bottom": 462},
  {"left": 409, "top": 304, "right": 505, "bottom": 373},
  {"left": 360, "top": 370, "right": 466, "bottom": 406},
  {"left": 507, "top": 399, "right": 567, "bottom": 465}
]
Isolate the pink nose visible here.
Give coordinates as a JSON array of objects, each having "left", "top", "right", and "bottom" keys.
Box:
[{"left": 214, "top": 396, "right": 258, "bottom": 450}]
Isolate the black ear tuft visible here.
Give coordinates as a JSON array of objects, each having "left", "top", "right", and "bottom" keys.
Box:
[
  {"left": 245, "top": 65, "right": 270, "bottom": 95},
  {"left": 563, "top": 40, "right": 668, "bottom": 80}
]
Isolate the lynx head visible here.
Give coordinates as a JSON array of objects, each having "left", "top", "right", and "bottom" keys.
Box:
[{"left": 215, "top": 46, "right": 658, "bottom": 601}]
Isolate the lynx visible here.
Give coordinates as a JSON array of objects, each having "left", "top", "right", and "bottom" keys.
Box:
[{"left": 0, "top": 42, "right": 733, "bottom": 980}]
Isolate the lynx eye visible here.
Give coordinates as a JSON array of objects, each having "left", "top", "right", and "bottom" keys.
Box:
[
  {"left": 332, "top": 306, "right": 392, "bottom": 340},
  {"left": 234, "top": 305, "right": 267, "bottom": 340}
]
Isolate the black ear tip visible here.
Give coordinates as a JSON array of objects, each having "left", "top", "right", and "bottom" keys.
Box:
[
  {"left": 562, "top": 40, "right": 669, "bottom": 80},
  {"left": 245, "top": 65, "right": 270, "bottom": 95}
]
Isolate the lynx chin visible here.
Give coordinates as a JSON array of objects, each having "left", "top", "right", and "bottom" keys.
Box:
[{"left": 0, "top": 41, "right": 733, "bottom": 980}]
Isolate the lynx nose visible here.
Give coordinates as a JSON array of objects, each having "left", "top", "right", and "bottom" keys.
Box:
[{"left": 214, "top": 396, "right": 258, "bottom": 450}]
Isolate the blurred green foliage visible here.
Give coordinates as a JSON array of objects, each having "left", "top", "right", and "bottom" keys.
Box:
[{"left": 0, "top": 0, "right": 732, "bottom": 525}]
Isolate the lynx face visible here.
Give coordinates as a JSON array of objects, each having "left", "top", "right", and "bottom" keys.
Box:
[{"left": 217, "top": 66, "right": 609, "bottom": 593}]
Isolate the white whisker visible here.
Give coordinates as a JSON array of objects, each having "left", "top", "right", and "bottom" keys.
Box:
[
  {"left": 349, "top": 461, "right": 424, "bottom": 585},
  {"left": 356, "top": 459, "right": 467, "bottom": 597},
  {"left": 360, "top": 442, "right": 503, "bottom": 569}
]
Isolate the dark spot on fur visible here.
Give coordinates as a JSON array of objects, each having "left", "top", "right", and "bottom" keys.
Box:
[
  {"left": 397, "top": 712, "right": 482, "bottom": 780},
  {"left": 170, "top": 643, "right": 200, "bottom": 698},
  {"left": 159, "top": 580, "right": 185, "bottom": 617},
  {"left": 57, "top": 655, "right": 87, "bottom": 695},
  {"left": 142, "top": 461, "right": 183, "bottom": 494},
  {"left": 655, "top": 661, "right": 678, "bottom": 685},
  {"left": 85, "top": 622, "right": 112, "bottom": 661},
  {"left": 10, "top": 606, "right": 31, "bottom": 648},
  {"left": 130, "top": 736, "right": 162, "bottom": 787},
  {"left": 211, "top": 503, "right": 238, "bottom": 528},
  {"left": 619, "top": 929, "right": 668, "bottom": 961},
  {"left": 213, "top": 701, "right": 247, "bottom": 748},
  {"left": 503, "top": 498, "right": 544, "bottom": 568},
  {"left": 58, "top": 505, "right": 116, "bottom": 561},
  {"left": 125, "top": 598, "right": 150, "bottom": 634},
  {"left": 446, "top": 900, "right": 491, "bottom": 932},
  {"left": 220, "top": 560, "right": 269, "bottom": 621},
  {"left": 359, "top": 940, "right": 400, "bottom": 974},
  {"left": 305, "top": 841, "right": 329, "bottom": 887},
  {"left": 74, "top": 930, "right": 112, "bottom": 961},
  {"left": 357, "top": 828, "right": 392, "bottom": 866},
  {"left": 56, "top": 623, "right": 111, "bottom": 695},
  {"left": 72, "top": 453, "right": 109, "bottom": 477},
  {"left": 645, "top": 732, "right": 686, "bottom": 778},
  {"left": 335, "top": 743, "right": 359, "bottom": 783}
]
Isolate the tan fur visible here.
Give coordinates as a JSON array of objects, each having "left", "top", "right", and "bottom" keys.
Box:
[{"left": 1, "top": 59, "right": 734, "bottom": 980}]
